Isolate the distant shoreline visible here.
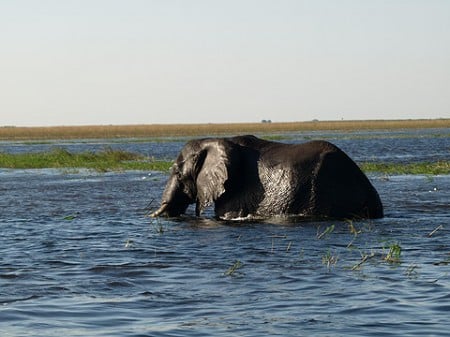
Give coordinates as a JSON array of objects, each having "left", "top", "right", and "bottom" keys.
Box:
[{"left": 1, "top": 119, "right": 449, "bottom": 141}]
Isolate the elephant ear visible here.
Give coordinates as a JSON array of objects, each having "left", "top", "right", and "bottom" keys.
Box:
[{"left": 195, "top": 139, "right": 234, "bottom": 215}]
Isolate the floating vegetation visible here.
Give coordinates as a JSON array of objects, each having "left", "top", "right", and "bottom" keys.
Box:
[
  {"left": 351, "top": 252, "right": 376, "bottom": 271},
  {"left": 346, "top": 220, "right": 363, "bottom": 248},
  {"left": 63, "top": 214, "right": 78, "bottom": 221},
  {"left": 286, "top": 241, "right": 293, "bottom": 252},
  {"left": 322, "top": 250, "right": 338, "bottom": 270},
  {"left": 317, "top": 224, "right": 335, "bottom": 239},
  {"left": 124, "top": 239, "right": 134, "bottom": 248},
  {"left": 347, "top": 220, "right": 362, "bottom": 236},
  {"left": 384, "top": 243, "right": 402, "bottom": 263},
  {"left": 224, "top": 260, "right": 243, "bottom": 276},
  {"left": 428, "top": 225, "right": 444, "bottom": 237}
]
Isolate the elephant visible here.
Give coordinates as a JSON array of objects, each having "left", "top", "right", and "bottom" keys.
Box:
[{"left": 151, "top": 135, "right": 383, "bottom": 220}]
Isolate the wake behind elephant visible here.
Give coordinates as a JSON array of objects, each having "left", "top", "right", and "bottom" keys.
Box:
[{"left": 152, "top": 135, "right": 383, "bottom": 220}]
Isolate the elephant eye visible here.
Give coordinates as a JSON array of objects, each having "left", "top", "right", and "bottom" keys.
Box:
[{"left": 172, "top": 164, "right": 182, "bottom": 178}]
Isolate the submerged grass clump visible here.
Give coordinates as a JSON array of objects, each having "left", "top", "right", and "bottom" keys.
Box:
[
  {"left": 322, "top": 249, "right": 339, "bottom": 270},
  {"left": 317, "top": 224, "right": 335, "bottom": 239},
  {"left": 384, "top": 243, "right": 402, "bottom": 263},
  {"left": 0, "top": 148, "right": 173, "bottom": 172},
  {"left": 224, "top": 260, "right": 244, "bottom": 276}
]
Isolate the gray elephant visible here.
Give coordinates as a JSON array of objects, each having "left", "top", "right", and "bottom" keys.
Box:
[{"left": 151, "top": 135, "right": 383, "bottom": 220}]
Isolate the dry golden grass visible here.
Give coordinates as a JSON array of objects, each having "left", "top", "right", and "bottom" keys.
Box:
[{"left": 1, "top": 119, "right": 449, "bottom": 140}]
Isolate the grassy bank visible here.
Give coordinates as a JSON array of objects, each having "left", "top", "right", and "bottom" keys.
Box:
[
  {"left": 1, "top": 119, "right": 449, "bottom": 141},
  {"left": 0, "top": 149, "right": 172, "bottom": 172},
  {"left": 1, "top": 149, "right": 448, "bottom": 175},
  {"left": 360, "top": 161, "right": 450, "bottom": 175}
]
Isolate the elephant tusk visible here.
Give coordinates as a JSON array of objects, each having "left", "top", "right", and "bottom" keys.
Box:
[{"left": 150, "top": 203, "right": 168, "bottom": 217}]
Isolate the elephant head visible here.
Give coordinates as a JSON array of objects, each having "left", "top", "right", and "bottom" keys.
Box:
[{"left": 151, "top": 138, "right": 237, "bottom": 217}]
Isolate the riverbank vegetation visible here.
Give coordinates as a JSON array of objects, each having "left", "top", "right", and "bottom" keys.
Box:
[
  {"left": 0, "top": 148, "right": 172, "bottom": 172},
  {"left": 0, "top": 149, "right": 448, "bottom": 175},
  {"left": 360, "top": 161, "right": 450, "bottom": 176},
  {"left": 1, "top": 119, "right": 449, "bottom": 140}
]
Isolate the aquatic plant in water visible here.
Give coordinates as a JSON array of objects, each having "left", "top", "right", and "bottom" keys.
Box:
[
  {"left": 384, "top": 243, "right": 402, "bottom": 263},
  {"left": 317, "top": 224, "right": 335, "bottom": 239},
  {"left": 322, "top": 249, "right": 338, "bottom": 270},
  {"left": 224, "top": 260, "right": 243, "bottom": 276}
]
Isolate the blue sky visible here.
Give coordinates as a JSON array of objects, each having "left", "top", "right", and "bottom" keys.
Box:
[{"left": 1, "top": 0, "right": 449, "bottom": 126}]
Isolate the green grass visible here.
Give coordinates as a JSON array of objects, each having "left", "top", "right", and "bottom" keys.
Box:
[
  {"left": 360, "top": 161, "right": 450, "bottom": 175},
  {"left": 224, "top": 260, "right": 244, "bottom": 276},
  {"left": 384, "top": 243, "right": 402, "bottom": 263},
  {"left": 0, "top": 148, "right": 173, "bottom": 172},
  {"left": 1, "top": 149, "right": 448, "bottom": 175}
]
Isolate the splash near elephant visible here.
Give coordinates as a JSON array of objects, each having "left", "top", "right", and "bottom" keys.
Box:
[{"left": 152, "top": 135, "right": 383, "bottom": 220}]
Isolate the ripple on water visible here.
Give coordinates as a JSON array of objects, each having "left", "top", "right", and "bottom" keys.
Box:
[{"left": 1, "top": 132, "right": 450, "bottom": 336}]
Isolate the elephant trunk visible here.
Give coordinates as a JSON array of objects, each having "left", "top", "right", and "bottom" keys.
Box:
[
  {"left": 151, "top": 174, "right": 194, "bottom": 217},
  {"left": 150, "top": 203, "right": 168, "bottom": 217}
]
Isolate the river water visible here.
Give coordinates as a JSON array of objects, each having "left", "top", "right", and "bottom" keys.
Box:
[{"left": 1, "top": 129, "right": 449, "bottom": 336}]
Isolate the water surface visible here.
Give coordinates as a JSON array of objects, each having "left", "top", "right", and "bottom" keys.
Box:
[{"left": 1, "top": 129, "right": 449, "bottom": 336}]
